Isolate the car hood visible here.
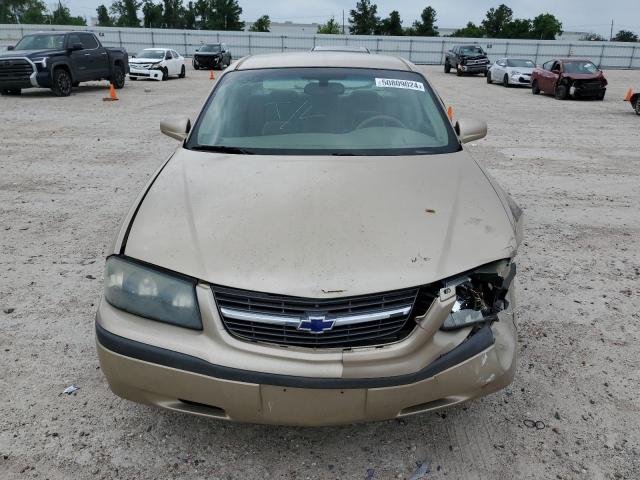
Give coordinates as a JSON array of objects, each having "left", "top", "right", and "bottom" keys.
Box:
[
  {"left": 124, "top": 148, "right": 518, "bottom": 297},
  {"left": 561, "top": 72, "right": 604, "bottom": 80},
  {"left": 194, "top": 51, "right": 221, "bottom": 56},
  {"left": 0, "top": 48, "right": 65, "bottom": 59}
]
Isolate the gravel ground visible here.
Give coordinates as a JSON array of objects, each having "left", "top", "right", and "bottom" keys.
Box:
[{"left": 1, "top": 64, "right": 639, "bottom": 480}]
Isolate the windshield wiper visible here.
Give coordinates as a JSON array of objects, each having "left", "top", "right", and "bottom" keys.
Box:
[{"left": 190, "top": 145, "right": 255, "bottom": 154}]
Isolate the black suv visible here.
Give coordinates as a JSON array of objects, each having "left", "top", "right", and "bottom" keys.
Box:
[
  {"left": 445, "top": 45, "right": 490, "bottom": 77},
  {"left": 192, "top": 43, "right": 231, "bottom": 70},
  {"left": 0, "top": 31, "right": 128, "bottom": 96}
]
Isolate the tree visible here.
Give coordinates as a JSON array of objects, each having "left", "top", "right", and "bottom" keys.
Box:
[
  {"left": 96, "top": 4, "right": 113, "bottom": 26},
  {"left": 1, "top": 0, "right": 49, "bottom": 24},
  {"left": 51, "top": 2, "right": 86, "bottom": 25},
  {"left": 249, "top": 14, "right": 270, "bottom": 32},
  {"left": 183, "top": 1, "right": 196, "bottom": 29},
  {"left": 450, "top": 22, "right": 484, "bottom": 38},
  {"left": 612, "top": 30, "right": 639, "bottom": 42},
  {"left": 349, "top": 0, "right": 379, "bottom": 35},
  {"left": 317, "top": 16, "right": 341, "bottom": 34},
  {"left": 481, "top": 4, "right": 513, "bottom": 38},
  {"left": 501, "top": 18, "right": 532, "bottom": 39},
  {"left": 378, "top": 10, "right": 402, "bottom": 36},
  {"left": 531, "top": 13, "right": 562, "bottom": 40},
  {"left": 162, "top": 0, "right": 184, "bottom": 28},
  {"left": 412, "top": 6, "right": 438, "bottom": 37},
  {"left": 581, "top": 32, "right": 606, "bottom": 41},
  {"left": 110, "top": 0, "right": 142, "bottom": 27},
  {"left": 142, "top": 0, "right": 162, "bottom": 27}
]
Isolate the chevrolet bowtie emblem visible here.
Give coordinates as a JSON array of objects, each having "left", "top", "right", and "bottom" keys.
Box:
[{"left": 297, "top": 314, "right": 335, "bottom": 334}]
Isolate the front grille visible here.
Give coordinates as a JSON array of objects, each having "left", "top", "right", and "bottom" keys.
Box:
[
  {"left": 578, "top": 80, "right": 603, "bottom": 91},
  {"left": 213, "top": 285, "right": 438, "bottom": 348},
  {"left": 0, "top": 58, "right": 33, "bottom": 82}
]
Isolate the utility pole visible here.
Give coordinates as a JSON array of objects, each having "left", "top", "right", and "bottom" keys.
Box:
[
  {"left": 609, "top": 19, "right": 613, "bottom": 41},
  {"left": 342, "top": 10, "right": 345, "bottom": 34}
]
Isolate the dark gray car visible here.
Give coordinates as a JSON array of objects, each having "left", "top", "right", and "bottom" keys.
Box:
[{"left": 192, "top": 43, "right": 231, "bottom": 70}]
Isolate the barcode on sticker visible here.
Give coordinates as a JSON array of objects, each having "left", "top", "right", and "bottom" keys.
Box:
[{"left": 375, "top": 78, "right": 425, "bottom": 91}]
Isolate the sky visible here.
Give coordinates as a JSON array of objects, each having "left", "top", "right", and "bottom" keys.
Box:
[{"left": 62, "top": 0, "right": 639, "bottom": 37}]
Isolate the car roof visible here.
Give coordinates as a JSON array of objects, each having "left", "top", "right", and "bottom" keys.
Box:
[
  {"left": 141, "top": 47, "right": 169, "bottom": 51},
  {"left": 236, "top": 52, "right": 412, "bottom": 71},
  {"left": 556, "top": 58, "right": 593, "bottom": 62}
]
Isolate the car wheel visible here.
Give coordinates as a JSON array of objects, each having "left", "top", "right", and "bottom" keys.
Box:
[
  {"left": 192, "top": 61, "right": 199, "bottom": 70},
  {"left": 555, "top": 84, "right": 568, "bottom": 100},
  {"left": 161, "top": 67, "right": 168, "bottom": 81},
  {"left": 456, "top": 65, "right": 462, "bottom": 77},
  {"left": 179, "top": 65, "right": 186, "bottom": 78},
  {"left": 483, "top": 70, "right": 488, "bottom": 77},
  {"left": 444, "top": 61, "right": 451, "bottom": 74},
  {"left": 531, "top": 80, "right": 540, "bottom": 95},
  {"left": 503, "top": 74, "right": 510, "bottom": 87},
  {"left": 486, "top": 71, "right": 492, "bottom": 83},
  {"left": 51, "top": 68, "right": 72, "bottom": 97},
  {"left": 111, "top": 64, "right": 125, "bottom": 89},
  {"left": 597, "top": 89, "right": 606, "bottom": 101},
  {"left": 0, "top": 88, "right": 21, "bottom": 95}
]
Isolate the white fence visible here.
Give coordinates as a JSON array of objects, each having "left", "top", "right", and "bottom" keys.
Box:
[{"left": 1, "top": 23, "right": 639, "bottom": 69}]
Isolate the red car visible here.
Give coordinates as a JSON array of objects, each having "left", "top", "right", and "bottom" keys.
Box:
[{"left": 531, "top": 58, "right": 607, "bottom": 100}]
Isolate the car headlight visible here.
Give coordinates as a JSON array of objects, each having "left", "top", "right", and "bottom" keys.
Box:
[
  {"left": 104, "top": 256, "right": 202, "bottom": 329},
  {"left": 441, "top": 260, "right": 515, "bottom": 331},
  {"left": 32, "top": 57, "right": 47, "bottom": 71},
  {"left": 511, "top": 71, "right": 521, "bottom": 76},
  {"left": 150, "top": 62, "right": 162, "bottom": 69}
]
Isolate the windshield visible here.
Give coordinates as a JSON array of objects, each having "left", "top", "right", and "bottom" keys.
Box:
[
  {"left": 15, "top": 34, "right": 65, "bottom": 50},
  {"left": 563, "top": 61, "right": 598, "bottom": 74},
  {"left": 507, "top": 59, "right": 535, "bottom": 68},
  {"left": 459, "top": 46, "right": 484, "bottom": 56},
  {"left": 199, "top": 44, "right": 221, "bottom": 52},
  {"left": 137, "top": 49, "right": 165, "bottom": 59},
  {"left": 186, "top": 68, "right": 459, "bottom": 156}
]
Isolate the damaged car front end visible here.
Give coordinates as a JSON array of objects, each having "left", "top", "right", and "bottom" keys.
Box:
[{"left": 96, "top": 52, "right": 523, "bottom": 426}]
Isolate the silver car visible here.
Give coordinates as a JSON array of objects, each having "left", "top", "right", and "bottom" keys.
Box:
[{"left": 487, "top": 58, "right": 535, "bottom": 87}]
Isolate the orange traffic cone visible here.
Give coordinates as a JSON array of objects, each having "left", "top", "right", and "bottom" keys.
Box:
[
  {"left": 447, "top": 105, "right": 454, "bottom": 121},
  {"left": 210, "top": 69, "right": 215, "bottom": 80},
  {"left": 624, "top": 88, "right": 633, "bottom": 102},
  {"left": 103, "top": 83, "right": 118, "bottom": 102}
]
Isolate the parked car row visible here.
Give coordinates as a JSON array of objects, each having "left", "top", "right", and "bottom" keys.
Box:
[
  {"left": 447, "top": 44, "right": 609, "bottom": 101},
  {"left": 0, "top": 33, "right": 232, "bottom": 95}
]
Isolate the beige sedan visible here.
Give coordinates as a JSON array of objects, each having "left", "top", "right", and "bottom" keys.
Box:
[{"left": 96, "top": 51, "right": 523, "bottom": 426}]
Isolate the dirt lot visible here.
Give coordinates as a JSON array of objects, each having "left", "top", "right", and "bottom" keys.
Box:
[{"left": 1, "top": 64, "right": 639, "bottom": 480}]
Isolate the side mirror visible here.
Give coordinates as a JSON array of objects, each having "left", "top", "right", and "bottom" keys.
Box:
[
  {"left": 455, "top": 118, "right": 487, "bottom": 144},
  {"left": 161, "top": 116, "right": 191, "bottom": 141},
  {"left": 70, "top": 43, "right": 83, "bottom": 51},
  {"left": 7, "top": 45, "right": 15, "bottom": 51}
]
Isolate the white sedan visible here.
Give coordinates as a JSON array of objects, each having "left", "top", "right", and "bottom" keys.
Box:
[
  {"left": 129, "top": 48, "right": 186, "bottom": 81},
  {"left": 487, "top": 58, "right": 535, "bottom": 87}
]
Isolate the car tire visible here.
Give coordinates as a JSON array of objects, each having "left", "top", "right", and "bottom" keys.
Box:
[
  {"left": 0, "top": 88, "right": 21, "bottom": 95},
  {"left": 555, "top": 84, "right": 568, "bottom": 100},
  {"left": 483, "top": 70, "right": 488, "bottom": 77},
  {"left": 635, "top": 99, "right": 640, "bottom": 115},
  {"left": 161, "top": 67, "right": 168, "bottom": 81},
  {"left": 532, "top": 80, "right": 540, "bottom": 95},
  {"left": 503, "top": 74, "right": 510, "bottom": 87},
  {"left": 179, "top": 65, "right": 186, "bottom": 78},
  {"left": 111, "top": 64, "right": 125, "bottom": 89},
  {"left": 486, "top": 71, "right": 492, "bottom": 83},
  {"left": 444, "top": 61, "right": 451, "bottom": 74},
  {"left": 456, "top": 65, "right": 462, "bottom": 77},
  {"left": 597, "top": 89, "right": 606, "bottom": 101},
  {"left": 193, "top": 62, "right": 199, "bottom": 70},
  {"left": 51, "top": 68, "right": 72, "bottom": 97}
]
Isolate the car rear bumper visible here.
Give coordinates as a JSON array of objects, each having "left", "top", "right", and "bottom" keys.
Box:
[{"left": 95, "top": 284, "right": 518, "bottom": 425}]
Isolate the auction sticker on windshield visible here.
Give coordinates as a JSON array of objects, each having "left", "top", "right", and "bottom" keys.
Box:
[{"left": 375, "top": 78, "right": 425, "bottom": 91}]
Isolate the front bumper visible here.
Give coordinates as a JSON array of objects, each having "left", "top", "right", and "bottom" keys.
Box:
[
  {"left": 193, "top": 56, "right": 221, "bottom": 69},
  {"left": 509, "top": 74, "right": 532, "bottom": 86},
  {"left": 129, "top": 67, "right": 163, "bottom": 81},
  {"left": 96, "top": 283, "right": 517, "bottom": 426},
  {"left": 460, "top": 63, "right": 489, "bottom": 73}
]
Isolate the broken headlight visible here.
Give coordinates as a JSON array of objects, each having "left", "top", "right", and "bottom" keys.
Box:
[
  {"left": 104, "top": 256, "right": 202, "bottom": 330},
  {"left": 441, "top": 260, "right": 515, "bottom": 331}
]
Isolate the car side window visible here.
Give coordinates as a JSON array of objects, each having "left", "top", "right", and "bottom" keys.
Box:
[
  {"left": 221, "top": 43, "right": 227, "bottom": 52},
  {"left": 68, "top": 33, "right": 83, "bottom": 49},
  {"left": 172, "top": 50, "right": 179, "bottom": 58},
  {"left": 79, "top": 33, "right": 98, "bottom": 49},
  {"left": 498, "top": 59, "right": 506, "bottom": 67},
  {"left": 542, "top": 60, "right": 553, "bottom": 71},
  {"left": 165, "top": 51, "right": 172, "bottom": 60},
  {"left": 551, "top": 61, "right": 561, "bottom": 72}
]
